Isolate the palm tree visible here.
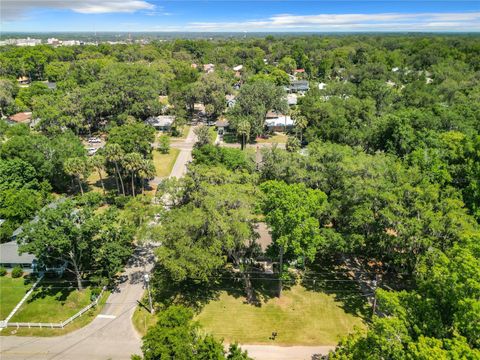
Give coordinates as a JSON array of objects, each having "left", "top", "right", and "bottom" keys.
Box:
[
  {"left": 104, "top": 144, "right": 126, "bottom": 196},
  {"left": 123, "top": 152, "right": 143, "bottom": 196},
  {"left": 89, "top": 154, "right": 106, "bottom": 195},
  {"left": 291, "top": 108, "right": 307, "bottom": 143},
  {"left": 139, "top": 159, "right": 156, "bottom": 194},
  {"left": 64, "top": 157, "right": 90, "bottom": 195},
  {"left": 236, "top": 118, "right": 251, "bottom": 151}
]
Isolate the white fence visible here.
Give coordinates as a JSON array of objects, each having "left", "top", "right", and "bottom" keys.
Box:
[{"left": 3, "top": 287, "right": 106, "bottom": 329}]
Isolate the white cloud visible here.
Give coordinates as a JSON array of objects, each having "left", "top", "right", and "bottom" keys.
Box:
[
  {"left": 186, "top": 12, "right": 480, "bottom": 32},
  {"left": 1, "top": 0, "right": 154, "bottom": 20}
]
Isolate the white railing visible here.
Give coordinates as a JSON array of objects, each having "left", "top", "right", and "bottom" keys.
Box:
[
  {"left": 0, "top": 275, "right": 44, "bottom": 328},
  {"left": 2, "top": 287, "right": 106, "bottom": 329}
]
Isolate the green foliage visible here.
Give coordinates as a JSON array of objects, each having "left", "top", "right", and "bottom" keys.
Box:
[
  {"left": 18, "top": 199, "right": 134, "bottom": 289},
  {"left": 194, "top": 125, "right": 213, "bottom": 147},
  {"left": 192, "top": 144, "right": 254, "bottom": 172},
  {"left": 260, "top": 180, "right": 329, "bottom": 261},
  {"left": 158, "top": 135, "right": 170, "bottom": 154},
  {"left": 108, "top": 122, "right": 156, "bottom": 158},
  {"left": 11, "top": 266, "right": 23, "bottom": 278},
  {"left": 0, "top": 266, "right": 7, "bottom": 276},
  {"left": 137, "top": 305, "right": 252, "bottom": 360}
]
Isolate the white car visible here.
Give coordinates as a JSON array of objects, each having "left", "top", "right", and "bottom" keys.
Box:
[{"left": 87, "top": 147, "right": 98, "bottom": 156}]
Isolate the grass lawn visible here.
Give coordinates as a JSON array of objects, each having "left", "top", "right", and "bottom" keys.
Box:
[
  {"left": 0, "top": 275, "right": 33, "bottom": 319},
  {"left": 153, "top": 148, "right": 180, "bottom": 178},
  {"left": 170, "top": 125, "right": 191, "bottom": 141},
  {"left": 255, "top": 133, "right": 288, "bottom": 144},
  {"left": 10, "top": 281, "right": 94, "bottom": 323},
  {"left": 195, "top": 285, "right": 365, "bottom": 345},
  {"left": 132, "top": 292, "right": 157, "bottom": 336},
  {"left": 3, "top": 289, "right": 110, "bottom": 337}
]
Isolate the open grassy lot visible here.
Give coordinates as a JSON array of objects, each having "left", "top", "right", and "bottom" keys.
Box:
[
  {"left": 153, "top": 148, "right": 180, "bottom": 178},
  {"left": 0, "top": 275, "right": 33, "bottom": 319},
  {"left": 255, "top": 132, "right": 288, "bottom": 144},
  {"left": 195, "top": 285, "right": 365, "bottom": 345}
]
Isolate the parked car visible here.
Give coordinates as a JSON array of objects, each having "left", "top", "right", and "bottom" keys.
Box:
[
  {"left": 88, "top": 137, "right": 101, "bottom": 143},
  {"left": 87, "top": 147, "right": 98, "bottom": 156}
]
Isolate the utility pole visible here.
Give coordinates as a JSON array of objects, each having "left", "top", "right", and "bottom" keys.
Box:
[
  {"left": 144, "top": 273, "right": 154, "bottom": 314},
  {"left": 372, "top": 273, "right": 379, "bottom": 317}
]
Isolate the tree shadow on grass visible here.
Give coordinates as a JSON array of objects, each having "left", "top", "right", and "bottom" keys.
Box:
[
  {"left": 151, "top": 263, "right": 292, "bottom": 313},
  {"left": 27, "top": 275, "right": 78, "bottom": 304},
  {"left": 301, "top": 258, "right": 372, "bottom": 321}
]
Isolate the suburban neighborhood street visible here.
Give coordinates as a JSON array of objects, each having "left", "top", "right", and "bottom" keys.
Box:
[{"left": 0, "top": 128, "right": 198, "bottom": 360}]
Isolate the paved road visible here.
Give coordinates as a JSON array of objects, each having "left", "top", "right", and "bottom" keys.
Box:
[
  {"left": 0, "top": 246, "right": 154, "bottom": 360},
  {"left": 0, "top": 129, "right": 199, "bottom": 360},
  {"left": 0, "top": 127, "right": 334, "bottom": 360},
  {"left": 240, "top": 345, "right": 335, "bottom": 360}
]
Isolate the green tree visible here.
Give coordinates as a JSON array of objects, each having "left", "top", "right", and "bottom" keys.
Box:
[
  {"left": 64, "top": 156, "right": 91, "bottom": 195},
  {"left": 194, "top": 125, "right": 213, "bottom": 147},
  {"left": 260, "top": 181, "right": 328, "bottom": 296},
  {"left": 103, "top": 143, "right": 126, "bottom": 196},
  {"left": 158, "top": 135, "right": 170, "bottom": 154}
]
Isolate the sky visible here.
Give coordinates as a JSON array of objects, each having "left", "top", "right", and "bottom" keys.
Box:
[{"left": 1, "top": 1, "right": 480, "bottom": 33}]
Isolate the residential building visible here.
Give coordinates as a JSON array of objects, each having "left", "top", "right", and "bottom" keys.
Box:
[
  {"left": 8, "top": 112, "right": 33, "bottom": 126},
  {"left": 288, "top": 80, "right": 309, "bottom": 93},
  {"left": 146, "top": 115, "right": 175, "bottom": 130},
  {"left": 265, "top": 111, "right": 294, "bottom": 131}
]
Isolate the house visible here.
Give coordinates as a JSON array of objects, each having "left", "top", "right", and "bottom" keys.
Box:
[
  {"left": 226, "top": 94, "right": 236, "bottom": 108},
  {"left": 318, "top": 82, "right": 327, "bottom": 90},
  {"left": 233, "top": 65, "right": 243, "bottom": 72},
  {"left": 7, "top": 112, "right": 37, "bottom": 128},
  {"left": 294, "top": 68, "right": 305, "bottom": 74},
  {"left": 265, "top": 111, "right": 294, "bottom": 132},
  {"left": 287, "top": 93, "right": 297, "bottom": 106},
  {"left": 215, "top": 119, "right": 229, "bottom": 135},
  {"left": 288, "top": 80, "right": 309, "bottom": 93},
  {"left": 146, "top": 115, "right": 175, "bottom": 131},
  {"left": 203, "top": 63, "right": 215, "bottom": 73},
  {"left": 17, "top": 76, "right": 30, "bottom": 86},
  {"left": 0, "top": 240, "right": 37, "bottom": 273}
]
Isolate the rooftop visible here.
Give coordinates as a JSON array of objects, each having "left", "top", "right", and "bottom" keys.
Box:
[
  {"left": 0, "top": 241, "right": 36, "bottom": 264},
  {"left": 8, "top": 112, "right": 32, "bottom": 123}
]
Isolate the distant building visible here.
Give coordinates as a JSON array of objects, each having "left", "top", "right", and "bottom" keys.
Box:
[
  {"left": 146, "top": 115, "right": 175, "bottom": 131},
  {"left": 226, "top": 94, "right": 236, "bottom": 108},
  {"left": 265, "top": 111, "right": 293, "bottom": 132},
  {"left": 203, "top": 63, "right": 215, "bottom": 73},
  {"left": 215, "top": 119, "right": 229, "bottom": 135},
  {"left": 287, "top": 93, "right": 297, "bottom": 106},
  {"left": 8, "top": 112, "right": 33, "bottom": 126},
  {"left": 288, "top": 80, "right": 309, "bottom": 93},
  {"left": 17, "top": 76, "right": 30, "bottom": 86}
]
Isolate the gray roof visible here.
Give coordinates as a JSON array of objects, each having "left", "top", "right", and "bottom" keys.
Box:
[
  {"left": 146, "top": 115, "right": 175, "bottom": 127},
  {"left": 289, "top": 80, "right": 310, "bottom": 91},
  {"left": 0, "top": 241, "right": 36, "bottom": 264}
]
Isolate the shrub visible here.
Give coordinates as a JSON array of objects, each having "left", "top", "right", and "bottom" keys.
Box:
[
  {"left": 11, "top": 266, "right": 23, "bottom": 278},
  {"left": 0, "top": 266, "right": 7, "bottom": 276}
]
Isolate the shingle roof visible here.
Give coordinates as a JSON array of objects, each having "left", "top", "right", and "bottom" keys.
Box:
[{"left": 0, "top": 241, "right": 36, "bottom": 264}]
